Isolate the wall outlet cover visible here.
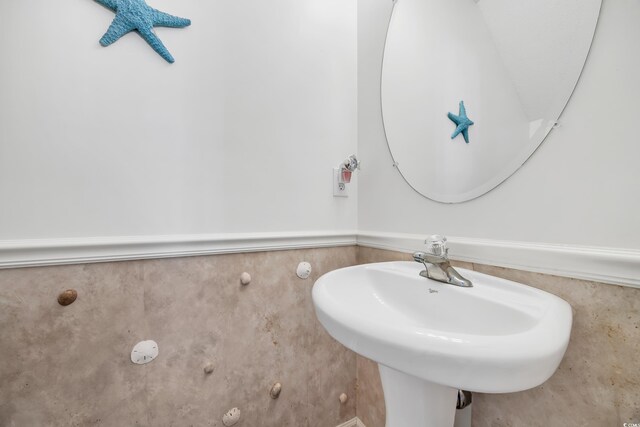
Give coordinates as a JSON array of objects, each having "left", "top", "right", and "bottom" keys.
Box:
[{"left": 333, "top": 168, "right": 349, "bottom": 197}]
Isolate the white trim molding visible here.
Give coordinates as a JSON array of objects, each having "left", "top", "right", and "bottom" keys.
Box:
[
  {"left": 358, "top": 231, "right": 640, "bottom": 289},
  {"left": 336, "top": 417, "right": 366, "bottom": 427},
  {"left": 1, "top": 230, "right": 638, "bottom": 289},
  {"left": 0, "top": 231, "right": 357, "bottom": 269}
]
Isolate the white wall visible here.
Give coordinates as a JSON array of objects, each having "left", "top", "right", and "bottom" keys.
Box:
[
  {"left": 358, "top": 0, "right": 640, "bottom": 250},
  {"left": 2, "top": 0, "right": 638, "bottom": 257},
  {"left": 0, "top": 0, "right": 357, "bottom": 240}
]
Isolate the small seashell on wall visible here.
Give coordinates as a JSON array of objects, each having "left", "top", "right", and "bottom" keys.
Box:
[
  {"left": 339, "top": 393, "right": 348, "bottom": 404},
  {"left": 203, "top": 363, "right": 215, "bottom": 374},
  {"left": 270, "top": 382, "right": 282, "bottom": 399},
  {"left": 222, "top": 407, "right": 241, "bottom": 426},
  {"left": 240, "top": 272, "right": 251, "bottom": 286},
  {"left": 57, "top": 289, "right": 78, "bottom": 306}
]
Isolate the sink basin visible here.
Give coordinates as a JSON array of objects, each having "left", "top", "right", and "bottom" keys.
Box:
[{"left": 312, "top": 261, "right": 572, "bottom": 426}]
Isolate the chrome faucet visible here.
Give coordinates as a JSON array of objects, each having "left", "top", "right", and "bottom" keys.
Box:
[{"left": 413, "top": 235, "right": 473, "bottom": 288}]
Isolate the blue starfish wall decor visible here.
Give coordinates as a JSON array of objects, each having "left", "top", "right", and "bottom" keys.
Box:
[
  {"left": 447, "top": 101, "right": 474, "bottom": 144},
  {"left": 94, "top": 0, "right": 191, "bottom": 63}
]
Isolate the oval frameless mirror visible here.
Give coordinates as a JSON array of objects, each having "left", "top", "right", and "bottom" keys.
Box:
[{"left": 381, "top": 0, "right": 601, "bottom": 203}]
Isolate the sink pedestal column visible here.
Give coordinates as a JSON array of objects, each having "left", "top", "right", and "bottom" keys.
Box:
[{"left": 379, "top": 365, "right": 457, "bottom": 427}]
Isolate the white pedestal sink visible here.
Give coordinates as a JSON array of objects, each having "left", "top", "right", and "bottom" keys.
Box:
[{"left": 312, "top": 262, "right": 572, "bottom": 427}]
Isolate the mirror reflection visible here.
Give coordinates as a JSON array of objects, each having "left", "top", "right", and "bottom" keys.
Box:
[{"left": 381, "top": 0, "right": 601, "bottom": 203}]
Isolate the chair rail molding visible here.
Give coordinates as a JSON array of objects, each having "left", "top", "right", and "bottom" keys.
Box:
[
  {"left": 1, "top": 230, "right": 638, "bottom": 289},
  {"left": 357, "top": 231, "right": 640, "bottom": 289},
  {"left": 0, "top": 231, "right": 358, "bottom": 269}
]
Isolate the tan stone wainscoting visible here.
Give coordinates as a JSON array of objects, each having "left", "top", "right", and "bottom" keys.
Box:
[
  {"left": 0, "top": 247, "right": 358, "bottom": 426},
  {"left": 1, "top": 246, "right": 638, "bottom": 426}
]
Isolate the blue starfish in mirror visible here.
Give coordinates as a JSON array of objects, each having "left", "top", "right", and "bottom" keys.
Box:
[
  {"left": 447, "top": 101, "right": 474, "bottom": 144},
  {"left": 94, "top": 0, "right": 191, "bottom": 63}
]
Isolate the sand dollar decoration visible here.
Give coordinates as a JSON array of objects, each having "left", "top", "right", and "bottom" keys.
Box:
[
  {"left": 130, "top": 340, "right": 159, "bottom": 365},
  {"left": 222, "top": 407, "right": 241, "bottom": 426},
  {"left": 296, "top": 262, "right": 312, "bottom": 279},
  {"left": 57, "top": 289, "right": 78, "bottom": 306}
]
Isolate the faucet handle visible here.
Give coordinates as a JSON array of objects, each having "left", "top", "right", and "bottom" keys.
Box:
[{"left": 425, "top": 235, "right": 448, "bottom": 257}]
